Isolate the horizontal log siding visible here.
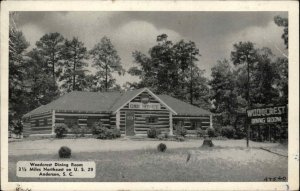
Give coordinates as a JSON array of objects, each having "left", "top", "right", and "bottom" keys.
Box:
[
  {"left": 23, "top": 121, "right": 31, "bottom": 137},
  {"left": 173, "top": 115, "right": 211, "bottom": 135},
  {"left": 29, "top": 113, "right": 53, "bottom": 135},
  {"left": 119, "top": 109, "right": 170, "bottom": 135},
  {"left": 55, "top": 112, "right": 113, "bottom": 134},
  {"left": 118, "top": 91, "right": 172, "bottom": 135},
  {"left": 110, "top": 114, "right": 116, "bottom": 127}
]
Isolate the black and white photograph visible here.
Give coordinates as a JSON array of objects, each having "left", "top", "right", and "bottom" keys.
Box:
[{"left": 1, "top": 1, "right": 299, "bottom": 191}]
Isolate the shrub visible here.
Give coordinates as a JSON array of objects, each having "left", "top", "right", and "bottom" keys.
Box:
[
  {"left": 147, "top": 127, "right": 159, "bottom": 138},
  {"left": 175, "top": 136, "right": 185, "bottom": 142},
  {"left": 11, "top": 120, "right": 23, "bottom": 136},
  {"left": 72, "top": 124, "right": 81, "bottom": 137},
  {"left": 54, "top": 124, "right": 68, "bottom": 138},
  {"left": 221, "top": 126, "right": 235, "bottom": 139},
  {"left": 80, "top": 126, "right": 87, "bottom": 137},
  {"left": 58, "top": 146, "right": 71, "bottom": 158},
  {"left": 92, "top": 121, "right": 121, "bottom": 139},
  {"left": 157, "top": 134, "right": 165, "bottom": 140},
  {"left": 196, "top": 128, "right": 205, "bottom": 137},
  {"left": 175, "top": 125, "right": 187, "bottom": 137},
  {"left": 164, "top": 133, "right": 169, "bottom": 139},
  {"left": 157, "top": 143, "right": 167, "bottom": 152},
  {"left": 207, "top": 127, "right": 215, "bottom": 138},
  {"left": 112, "top": 128, "right": 121, "bottom": 138}
]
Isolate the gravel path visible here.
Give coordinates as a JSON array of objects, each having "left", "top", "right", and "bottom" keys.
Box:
[{"left": 9, "top": 138, "right": 282, "bottom": 156}]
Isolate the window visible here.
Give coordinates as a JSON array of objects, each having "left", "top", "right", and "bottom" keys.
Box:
[
  {"left": 173, "top": 120, "right": 184, "bottom": 130},
  {"left": 189, "top": 120, "right": 201, "bottom": 130},
  {"left": 146, "top": 116, "right": 158, "bottom": 124},
  {"left": 44, "top": 118, "right": 48, "bottom": 126},
  {"left": 87, "top": 117, "right": 100, "bottom": 127},
  {"left": 64, "top": 117, "right": 78, "bottom": 128},
  {"left": 35, "top": 119, "right": 39, "bottom": 127}
]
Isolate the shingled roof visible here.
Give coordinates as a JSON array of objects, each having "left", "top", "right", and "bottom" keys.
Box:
[
  {"left": 23, "top": 88, "right": 211, "bottom": 118},
  {"left": 157, "top": 94, "right": 211, "bottom": 116}
]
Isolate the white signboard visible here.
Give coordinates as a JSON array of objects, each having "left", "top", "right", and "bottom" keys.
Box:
[
  {"left": 129, "top": 102, "right": 161, "bottom": 110},
  {"left": 17, "top": 161, "right": 96, "bottom": 178}
]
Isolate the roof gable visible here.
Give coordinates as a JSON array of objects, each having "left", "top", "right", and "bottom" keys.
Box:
[{"left": 111, "top": 88, "right": 177, "bottom": 114}]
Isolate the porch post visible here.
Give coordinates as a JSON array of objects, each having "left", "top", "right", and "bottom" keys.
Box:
[
  {"left": 52, "top": 110, "right": 55, "bottom": 135},
  {"left": 169, "top": 111, "right": 173, "bottom": 135},
  {"left": 210, "top": 114, "right": 213, "bottom": 128},
  {"left": 116, "top": 111, "right": 120, "bottom": 130}
]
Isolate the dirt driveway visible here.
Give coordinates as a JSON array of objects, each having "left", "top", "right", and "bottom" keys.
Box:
[{"left": 9, "top": 137, "right": 283, "bottom": 156}]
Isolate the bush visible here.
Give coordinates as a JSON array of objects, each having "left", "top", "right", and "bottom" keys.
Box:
[
  {"left": 196, "top": 128, "right": 205, "bottom": 137},
  {"left": 147, "top": 127, "right": 159, "bottom": 138},
  {"left": 221, "top": 126, "right": 235, "bottom": 139},
  {"left": 164, "top": 133, "right": 169, "bottom": 139},
  {"left": 207, "top": 127, "right": 215, "bottom": 138},
  {"left": 54, "top": 124, "right": 68, "bottom": 138},
  {"left": 11, "top": 120, "right": 23, "bottom": 136},
  {"left": 175, "top": 125, "right": 187, "bottom": 137},
  {"left": 72, "top": 124, "right": 81, "bottom": 137},
  {"left": 92, "top": 121, "right": 121, "bottom": 139},
  {"left": 175, "top": 136, "right": 185, "bottom": 142},
  {"left": 112, "top": 128, "right": 121, "bottom": 138},
  {"left": 157, "top": 143, "right": 167, "bottom": 152},
  {"left": 58, "top": 146, "right": 71, "bottom": 158},
  {"left": 80, "top": 126, "right": 87, "bottom": 137}
]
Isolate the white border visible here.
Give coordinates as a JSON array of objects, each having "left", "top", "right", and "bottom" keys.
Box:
[{"left": 1, "top": 1, "right": 299, "bottom": 191}]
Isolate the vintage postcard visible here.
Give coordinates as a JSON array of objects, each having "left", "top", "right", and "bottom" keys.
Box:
[{"left": 1, "top": 1, "right": 299, "bottom": 191}]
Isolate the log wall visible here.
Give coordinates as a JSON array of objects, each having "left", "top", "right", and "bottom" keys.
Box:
[
  {"left": 173, "top": 115, "right": 211, "bottom": 134},
  {"left": 54, "top": 111, "right": 113, "bottom": 133},
  {"left": 27, "top": 111, "right": 53, "bottom": 135},
  {"left": 119, "top": 91, "right": 170, "bottom": 135}
]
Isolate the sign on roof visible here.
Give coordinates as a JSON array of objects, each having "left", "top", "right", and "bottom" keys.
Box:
[
  {"left": 246, "top": 105, "right": 287, "bottom": 125},
  {"left": 129, "top": 102, "right": 161, "bottom": 110}
]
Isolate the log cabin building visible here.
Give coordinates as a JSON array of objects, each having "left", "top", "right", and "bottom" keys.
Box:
[{"left": 22, "top": 88, "right": 212, "bottom": 137}]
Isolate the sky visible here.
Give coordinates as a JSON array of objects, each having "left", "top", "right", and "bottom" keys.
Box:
[{"left": 13, "top": 11, "right": 288, "bottom": 86}]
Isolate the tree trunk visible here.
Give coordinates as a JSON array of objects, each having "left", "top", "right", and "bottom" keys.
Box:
[
  {"left": 105, "top": 64, "right": 108, "bottom": 92},
  {"left": 52, "top": 51, "right": 55, "bottom": 81},
  {"left": 190, "top": 65, "right": 193, "bottom": 104},
  {"left": 73, "top": 55, "right": 76, "bottom": 91},
  {"left": 202, "top": 135, "right": 214, "bottom": 147}
]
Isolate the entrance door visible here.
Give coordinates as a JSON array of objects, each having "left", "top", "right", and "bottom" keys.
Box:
[{"left": 126, "top": 111, "right": 135, "bottom": 136}]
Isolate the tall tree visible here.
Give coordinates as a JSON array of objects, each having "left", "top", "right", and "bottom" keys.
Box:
[
  {"left": 210, "top": 59, "right": 238, "bottom": 125},
  {"left": 25, "top": 49, "right": 60, "bottom": 109},
  {"left": 273, "top": 57, "right": 288, "bottom": 104},
  {"left": 35, "top": 32, "right": 65, "bottom": 81},
  {"left": 274, "top": 16, "right": 288, "bottom": 49},
  {"left": 128, "top": 34, "right": 207, "bottom": 105},
  {"left": 173, "top": 39, "right": 201, "bottom": 103},
  {"left": 89, "top": 36, "right": 124, "bottom": 92},
  {"left": 60, "top": 37, "right": 88, "bottom": 92},
  {"left": 250, "top": 47, "right": 279, "bottom": 105},
  {"left": 230, "top": 41, "right": 257, "bottom": 106},
  {"left": 9, "top": 13, "right": 30, "bottom": 120},
  {"left": 273, "top": 15, "right": 288, "bottom": 104}
]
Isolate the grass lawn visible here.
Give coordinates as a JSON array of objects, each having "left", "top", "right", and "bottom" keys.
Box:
[{"left": 9, "top": 145, "right": 288, "bottom": 182}]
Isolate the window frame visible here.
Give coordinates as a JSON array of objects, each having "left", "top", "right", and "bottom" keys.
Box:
[
  {"left": 189, "top": 119, "right": 202, "bottom": 130},
  {"left": 44, "top": 118, "right": 48, "bottom": 126},
  {"left": 87, "top": 117, "right": 101, "bottom": 128},
  {"left": 64, "top": 117, "right": 79, "bottom": 128},
  {"left": 35, "top": 119, "right": 40, "bottom": 127},
  {"left": 146, "top": 116, "right": 158, "bottom": 124}
]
